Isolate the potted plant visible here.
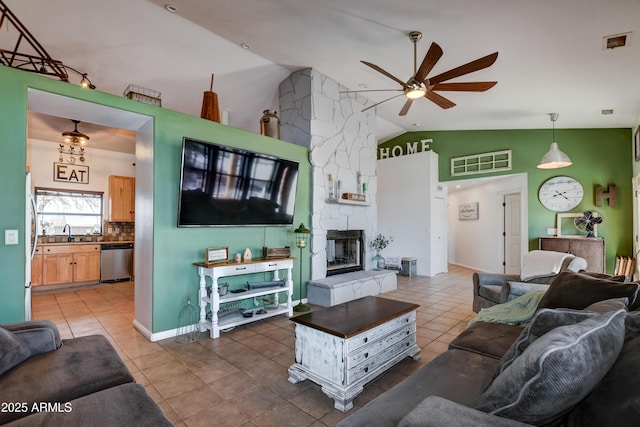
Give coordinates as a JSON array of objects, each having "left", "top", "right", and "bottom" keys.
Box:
[{"left": 370, "top": 234, "right": 393, "bottom": 270}]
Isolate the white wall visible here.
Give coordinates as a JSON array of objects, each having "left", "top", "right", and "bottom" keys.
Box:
[
  {"left": 27, "top": 138, "right": 136, "bottom": 219},
  {"left": 447, "top": 174, "right": 528, "bottom": 273},
  {"left": 377, "top": 150, "right": 447, "bottom": 276}
]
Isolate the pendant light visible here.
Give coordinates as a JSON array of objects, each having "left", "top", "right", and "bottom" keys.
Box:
[
  {"left": 537, "top": 113, "right": 572, "bottom": 169},
  {"left": 59, "top": 120, "right": 90, "bottom": 164}
]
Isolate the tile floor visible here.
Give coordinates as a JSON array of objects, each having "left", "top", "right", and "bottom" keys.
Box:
[{"left": 31, "top": 265, "right": 477, "bottom": 427}]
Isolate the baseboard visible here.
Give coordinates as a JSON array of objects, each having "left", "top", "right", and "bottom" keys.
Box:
[{"left": 133, "top": 300, "right": 306, "bottom": 342}]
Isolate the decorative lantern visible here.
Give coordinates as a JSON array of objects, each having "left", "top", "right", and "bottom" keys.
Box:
[{"left": 293, "top": 223, "right": 311, "bottom": 312}]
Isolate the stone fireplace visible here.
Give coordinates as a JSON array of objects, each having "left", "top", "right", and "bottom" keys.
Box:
[
  {"left": 326, "top": 230, "right": 364, "bottom": 276},
  {"left": 279, "top": 68, "right": 378, "bottom": 280}
]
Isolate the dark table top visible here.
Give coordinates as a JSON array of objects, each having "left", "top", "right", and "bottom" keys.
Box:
[{"left": 291, "top": 296, "right": 419, "bottom": 338}]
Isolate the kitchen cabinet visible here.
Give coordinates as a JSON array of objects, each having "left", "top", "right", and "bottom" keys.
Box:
[
  {"left": 109, "top": 175, "right": 135, "bottom": 222},
  {"left": 39, "top": 244, "right": 101, "bottom": 285},
  {"left": 31, "top": 247, "right": 43, "bottom": 287},
  {"left": 539, "top": 237, "right": 605, "bottom": 273}
]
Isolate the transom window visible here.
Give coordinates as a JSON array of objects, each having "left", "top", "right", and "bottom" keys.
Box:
[{"left": 35, "top": 188, "right": 103, "bottom": 237}]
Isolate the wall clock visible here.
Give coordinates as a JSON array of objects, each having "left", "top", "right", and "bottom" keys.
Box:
[{"left": 538, "top": 176, "right": 584, "bottom": 212}]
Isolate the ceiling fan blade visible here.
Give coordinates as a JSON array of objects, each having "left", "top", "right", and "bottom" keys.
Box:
[
  {"left": 414, "top": 42, "right": 443, "bottom": 83},
  {"left": 431, "top": 82, "right": 497, "bottom": 92},
  {"left": 399, "top": 99, "right": 414, "bottom": 116},
  {"left": 361, "top": 61, "right": 407, "bottom": 87},
  {"left": 361, "top": 93, "right": 406, "bottom": 112},
  {"left": 339, "top": 89, "right": 404, "bottom": 94},
  {"left": 425, "top": 91, "right": 456, "bottom": 109},
  {"left": 428, "top": 52, "right": 499, "bottom": 85}
]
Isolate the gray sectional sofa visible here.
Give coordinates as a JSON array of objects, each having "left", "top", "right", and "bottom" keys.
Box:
[
  {"left": 338, "top": 271, "right": 640, "bottom": 427},
  {"left": 0, "top": 320, "right": 172, "bottom": 426}
]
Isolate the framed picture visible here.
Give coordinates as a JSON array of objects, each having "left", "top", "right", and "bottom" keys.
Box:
[
  {"left": 635, "top": 126, "right": 640, "bottom": 162},
  {"left": 458, "top": 202, "right": 479, "bottom": 220},
  {"left": 205, "top": 246, "right": 229, "bottom": 266}
]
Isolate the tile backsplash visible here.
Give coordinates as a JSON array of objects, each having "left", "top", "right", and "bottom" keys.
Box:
[{"left": 37, "top": 221, "right": 134, "bottom": 244}]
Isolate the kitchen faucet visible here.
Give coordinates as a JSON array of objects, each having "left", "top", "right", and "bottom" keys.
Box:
[{"left": 62, "top": 224, "right": 72, "bottom": 242}]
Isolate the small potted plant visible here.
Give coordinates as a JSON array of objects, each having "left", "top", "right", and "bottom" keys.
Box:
[{"left": 370, "top": 234, "right": 393, "bottom": 270}]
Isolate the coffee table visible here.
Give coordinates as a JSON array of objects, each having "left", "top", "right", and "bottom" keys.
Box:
[{"left": 287, "top": 296, "right": 420, "bottom": 411}]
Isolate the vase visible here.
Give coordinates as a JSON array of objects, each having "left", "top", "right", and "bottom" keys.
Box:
[{"left": 373, "top": 250, "right": 386, "bottom": 270}]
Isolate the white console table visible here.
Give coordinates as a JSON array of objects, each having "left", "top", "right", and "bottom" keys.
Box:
[{"left": 194, "top": 258, "right": 294, "bottom": 338}]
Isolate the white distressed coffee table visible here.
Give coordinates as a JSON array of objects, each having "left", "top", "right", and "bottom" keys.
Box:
[{"left": 288, "top": 296, "right": 420, "bottom": 411}]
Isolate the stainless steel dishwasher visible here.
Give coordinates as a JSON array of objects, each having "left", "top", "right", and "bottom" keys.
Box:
[{"left": 100, "top": 243, "right": 134, "bottom": 282}]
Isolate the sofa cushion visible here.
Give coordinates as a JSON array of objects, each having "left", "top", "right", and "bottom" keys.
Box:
[
  {"left": 449, "top": 322, "right": 523, "bottom": 360},
  {"left": 2, "top": 320, "right": 62, "bottom": 355},
  {"left": 497, "top": 308, "right": 596, "bottom": 374},
  {"left": 566, "top": 335, "right": 640, "bottom": 427},
  {"left": 398, "top": 396, "right": 532, "bottom": 427},
  {"left": 475, "top": 309, "right": 626, "bottom": 426},
  {"left": 536, "top": 271, "right": 639, "bottom": 311},
  {"left": 4, "top": 383, "right": 173, "bottom": 427},
  {"left": 0, "top": 335, "right": 134, "bottom": 424},
  {"left": 337, "top": 349, "right": 500, "bottom": 427},
  {"left": 0, "top": 327, "right": 31, "bottom": 376}
]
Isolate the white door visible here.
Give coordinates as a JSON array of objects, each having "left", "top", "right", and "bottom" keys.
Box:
[
  {"left": 431, "top": 196, "right": 448, "bottom": 275},
  {"left": 504, "top": 193, "right": 521, "bottom": 275}
]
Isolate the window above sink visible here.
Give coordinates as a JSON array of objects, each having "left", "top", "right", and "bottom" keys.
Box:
[{"left": 35, "top": 188, "right": 103, "bottom": 237}]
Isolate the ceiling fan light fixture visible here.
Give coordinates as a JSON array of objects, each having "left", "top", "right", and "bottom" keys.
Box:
[
  {"left": 405, "top": 81, "right": 426, "bottom": 99},
  {"left": 405, "top": 88, "right": 426, "bottom": 99}
]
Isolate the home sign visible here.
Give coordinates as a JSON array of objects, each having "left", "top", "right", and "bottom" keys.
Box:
[{"left": 53, "top": 162, "right": 89, "bottom": 184}]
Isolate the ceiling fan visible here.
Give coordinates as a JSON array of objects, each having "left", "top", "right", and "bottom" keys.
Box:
[{"left": 344, "top": 31, "right": 499, "bottom": 116}]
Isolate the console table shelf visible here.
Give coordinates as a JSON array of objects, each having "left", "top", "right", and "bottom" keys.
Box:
[{"left": 194, "top": 258, "right": 294, "bottom": 338}]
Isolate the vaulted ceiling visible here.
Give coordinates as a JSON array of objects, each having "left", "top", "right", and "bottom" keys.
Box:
[{"left": 4, "top": 0, "right": 640, "bottom": 146}]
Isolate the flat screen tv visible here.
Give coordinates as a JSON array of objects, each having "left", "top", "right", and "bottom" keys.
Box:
[{"left": 178, "top": 137, "right": 299, "bottom": 226}]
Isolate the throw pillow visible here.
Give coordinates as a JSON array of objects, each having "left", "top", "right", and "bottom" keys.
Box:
[
  {"left": 584, "top": 297, "right": 628, "bottom": 313},
  {"left": 536, "top": 271, "right": 639, "bottom": 311},
  {"left": 0, "top": 327, "right": 31, "bottom": 375},
  {"left": 567, "top": 336, "right": 640, "bottom": 427},
  {"left": 475, "top": 309, "right": 626, "bottom": 426},
  {"left": 578, "top": 271, "right": 627, "bottom": 282},
  {"left": 624, "top": 311, "right": 640, "bottom": 341},
  {"left": 498, "top": 308, "right": 595, "bottom": 374}
]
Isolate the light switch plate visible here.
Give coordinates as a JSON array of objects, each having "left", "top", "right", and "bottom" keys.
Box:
[
  {"left": 5, "top": 229, "right": 19, "bottom": 245},
  {"left": 547, "top": 228, "right": 557, "bottom": 236}
]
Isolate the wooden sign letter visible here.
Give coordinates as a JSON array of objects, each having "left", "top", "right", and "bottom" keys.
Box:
[{"left": 595, "top": 184, "right": 617, "bottom": 207}]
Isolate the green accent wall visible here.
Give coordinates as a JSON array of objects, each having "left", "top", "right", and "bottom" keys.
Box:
[
  {"left": 0, "top": 65, "right": 311, "bottom": 331},
  {"left": 380, "top": 129, "right": 633, "bottom": 274}
]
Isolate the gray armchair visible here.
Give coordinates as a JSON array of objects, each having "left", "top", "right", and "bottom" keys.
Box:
[{"left": 472, "top": 251, "right": 588, "bottom": 312}]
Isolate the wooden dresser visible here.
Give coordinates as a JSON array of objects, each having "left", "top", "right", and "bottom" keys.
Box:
[{"left": 539, "top": 237, "right": 605, "bottom": 273}]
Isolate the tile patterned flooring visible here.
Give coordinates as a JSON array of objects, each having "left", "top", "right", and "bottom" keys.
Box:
[{"left": 31, "top": 265, "right": 477, "bottom": 427}]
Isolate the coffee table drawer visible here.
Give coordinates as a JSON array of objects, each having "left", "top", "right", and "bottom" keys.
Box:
[
  {"left": 347, "top": 322, "right": 416, "bottom": 368},
  {"left": 346, "top": 334, "right": 417, "bottom": 384},
  {"left": 346, "top": 311, "right": 415, "bottom": 352}
]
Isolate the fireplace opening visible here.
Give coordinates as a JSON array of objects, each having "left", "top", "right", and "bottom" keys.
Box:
[{"left": 326, "top": 230, "right": 364, "bottom": 276}]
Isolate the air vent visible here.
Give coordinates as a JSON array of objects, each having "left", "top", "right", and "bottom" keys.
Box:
[
  {"left": 603, "top": 32, "right": 631, "bottom": 49},
  {"left": 601, "top": 109, "right": 614, "bottom": 115}
]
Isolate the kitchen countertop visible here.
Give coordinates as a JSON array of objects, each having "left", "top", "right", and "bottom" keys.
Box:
[{"left": 38, "top": 241, "right": 134, "bottom": 246}]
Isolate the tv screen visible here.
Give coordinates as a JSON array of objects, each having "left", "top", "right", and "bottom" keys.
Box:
[{"left": 178, "top": 138, "right": 299, "bottom": 226}]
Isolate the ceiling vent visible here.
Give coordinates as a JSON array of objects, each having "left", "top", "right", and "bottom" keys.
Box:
[{"left": 603, "top": 32, "right": 631, "bottom": 49}]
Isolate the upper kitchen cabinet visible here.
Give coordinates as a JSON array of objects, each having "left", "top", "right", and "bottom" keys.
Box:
[{"left": 109, "top": 175, "right": 135, "bottom": 222}]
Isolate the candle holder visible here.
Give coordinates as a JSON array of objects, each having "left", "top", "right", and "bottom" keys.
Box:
[{"left": 293, "top": 223, "right": 311, "bottom": 312}]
